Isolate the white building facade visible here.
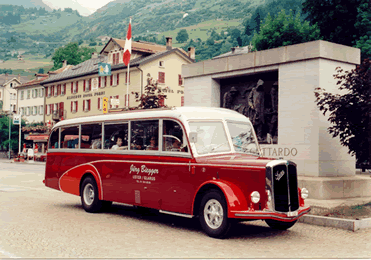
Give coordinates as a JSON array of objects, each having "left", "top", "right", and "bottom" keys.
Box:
[{"left": 16, "top": 74, "right": 47, "bottom": 123}]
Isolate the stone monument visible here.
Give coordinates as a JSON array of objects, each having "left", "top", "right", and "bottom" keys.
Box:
[{"left": 182, "top": 40, "right": 371, "bottom": 200}]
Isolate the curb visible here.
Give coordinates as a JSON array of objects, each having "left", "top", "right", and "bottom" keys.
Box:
[
  {"left": 0, "top": 159, "right": 45, "bottom": 165},
  {"left": 298, "top": 214, "right": 371, "bottom": 231}
]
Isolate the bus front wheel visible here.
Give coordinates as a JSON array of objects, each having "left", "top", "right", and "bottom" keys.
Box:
[
  {"left": 199, "top": 190, "right": 231, "bottom": 238},
  {"left": 81, "top": 176, "right": 104, "bottom": 213}
]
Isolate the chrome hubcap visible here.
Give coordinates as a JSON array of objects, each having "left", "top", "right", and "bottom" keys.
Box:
[
  {"left": 83, "top": 184, "right": 95, "bottom": 206},
  {"left": 204, "top": 199, "right": 223, "bottom": 229}
]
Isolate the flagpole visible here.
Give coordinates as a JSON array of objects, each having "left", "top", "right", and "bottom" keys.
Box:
[{"left": 126, "top": 62, "right": 130, "bottom": 108}]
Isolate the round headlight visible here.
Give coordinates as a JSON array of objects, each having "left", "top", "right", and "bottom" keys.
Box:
[
  {"left": 251, "top": 191, "right": 260, "bottom": 204},
  {"left": 301, "top": 188, "right": 309, "bottom": 199}
]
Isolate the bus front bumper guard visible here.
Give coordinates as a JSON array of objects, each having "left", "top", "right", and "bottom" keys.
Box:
[{"left": 232, "top": 206, "right": 311, "bottom": 221}]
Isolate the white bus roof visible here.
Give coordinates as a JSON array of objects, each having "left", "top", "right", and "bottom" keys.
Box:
[{"left": 52, "top": 107, "right": 250, "bottom": 129}]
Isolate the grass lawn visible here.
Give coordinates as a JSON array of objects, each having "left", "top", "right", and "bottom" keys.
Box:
[
  {"left": 157, "top": 19, "right": 243, "bottom": 43},
  {"left": 0, "top": 56, "right": 53, "bottom": 77}
]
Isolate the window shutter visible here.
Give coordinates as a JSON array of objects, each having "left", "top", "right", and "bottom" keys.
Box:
[
  {"left": 181, "top": 96, "right": 184, "bottom": 106},
  {"left": 89, "top": 78, "right": 92, "bottom": 90},
  {"left": 113, "top": 53, "right": 115, "bottom": 65},
  {"left": 116, "top": 53, "right": 119, "bottom": 64},
  {"left": 83, "top": 100, "right": 85, "bottom": 111},
  {"left": 88, "top": 99, "right": 91, "bottom": 111},
  {"left": 159, "top": 97, "right": 164, "bottom": 107},
  {"left": 45, "top": 105, "right": 47, "bottom": 115},
  {"left": 76, "top": 81, "right": 78, "bottom": 93},
  {"left": 179, "top": 74, "right": 182, "bottom": 86},
  {"left": 110, "top": 96, "right": 112, "bottom": 109},
  {"left": 71, "top": 82, "right": 73, "bottom": 93},
  {"left": 64, "top": 84, "right": 66, "bottom": 94},
  {"left": 105, "top": 76, "right": 107, "bottom": 87},
  {"left": 110, "top": 75, "right": 113, "bottom": 86},
  {"left": 59, "top": 102, "right": 64, "bottom": 117},
  {"left": 99, "top": 77, "right": 101, "bottom": 88},
  {"left": 71, "top": 101, "right": 73, "bottom": 112},
  {"left": 98, "top": 97, "right": 101, "bottom": 110},
  {"left": 76, "top": 101, "right": 78, "bottom": 112},
  {"left": 117, "top": 73, "right": 119, "bottom": 84},
  {"left": 158, "top": 72, "right": 165, "bottom": 83},
  {"left": 83, "top": 80, "right": 86, "bottom": 92}
]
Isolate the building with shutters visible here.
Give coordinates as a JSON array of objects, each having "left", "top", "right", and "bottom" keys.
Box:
[
  {"left": 41, "top": 37, "right": 194, "bottom": 125},
  {"left": 0, "top": 74, "right": 29, "bottom": 114},
  {"left": 15, "top": 73, "right": 48, "bottom": 124}
]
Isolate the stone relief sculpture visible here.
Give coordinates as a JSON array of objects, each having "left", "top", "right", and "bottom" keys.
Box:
[
  {"left": 221, "top": 79, "right": 278, "bottom": 144},
  {"left": 222, "top": 87, "right": 239, "bottom": 109},
  {"left": 247, "top": 79, "right": 265, "bottom": 142},
  {"left": 267, "top": 81, "right": 278, "bottom": 144}
]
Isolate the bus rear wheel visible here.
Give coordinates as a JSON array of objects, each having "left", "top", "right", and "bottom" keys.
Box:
[
  {"left": 81, "top": 176, "right": 104, "bottom": 213},
  {"left": 199, "top": 190, "right": 231, "bottom": 238},
  {"left": 265, "top": 219, "right": 297, "bottom": 230}
]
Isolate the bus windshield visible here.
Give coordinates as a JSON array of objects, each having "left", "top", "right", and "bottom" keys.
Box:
[
  {"left": 189, "top": 121, "right": 230, "bottom": 155},
  {"left": 227, "top": 121, "right": 260, "bottom": 156}
]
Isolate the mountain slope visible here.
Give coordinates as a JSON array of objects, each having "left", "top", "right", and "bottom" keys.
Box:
[{"left": 0, "top": 0, "right": 52, "bottom": 11}]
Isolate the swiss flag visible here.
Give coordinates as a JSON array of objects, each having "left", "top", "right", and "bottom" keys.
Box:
[{"left": 123, "top": 18, "right": 132, "bottom": 66}]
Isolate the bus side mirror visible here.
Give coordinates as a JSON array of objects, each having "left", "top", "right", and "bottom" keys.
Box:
[{"left": 189, "top": 132, "right": 197, "bottom": 143}]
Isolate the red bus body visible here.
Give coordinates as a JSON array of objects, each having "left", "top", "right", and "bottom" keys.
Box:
[{"left": 44, "top": 107, "right": 310, "bottom": 237}]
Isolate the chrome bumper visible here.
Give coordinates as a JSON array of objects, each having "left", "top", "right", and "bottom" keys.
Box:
[{"left": 232, "top": 206, "right": 311, "bottom": 221}]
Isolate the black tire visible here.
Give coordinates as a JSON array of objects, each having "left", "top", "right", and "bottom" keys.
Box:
[
  {"left": 199, "top": 190, "right": 231, "bottom": 238},
  {"left": 81, "top": 176, "right": 103, "bottom": 213},
  {"left": 265, "top": 219, "right": 297, "bottom": 230},
  {"left": 102, "top": 201, "right": 113, "bottom": 211}
]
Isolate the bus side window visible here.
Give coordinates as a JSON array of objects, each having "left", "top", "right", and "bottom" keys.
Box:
[
  {"left": 61, "top": 126, "right": 79, "bottom": 149},
  {"left": 49, "top": 128, "right": 59, "bottom": 149},
  {"left": 131, "top": 120, "right": 159, "bottom": 151},
  {"left": 163, "top": 120, "right": 187, "bottom": 152},
  {"left": 104, "top": 123, "right": 129, "bottom": 150},
  {"left": 81, "top": 124, "right": 102, "bottom": 149}
]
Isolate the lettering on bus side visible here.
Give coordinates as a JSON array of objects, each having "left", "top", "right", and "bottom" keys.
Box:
[{"left": 129, "top": 164, "right": 159, "bottom": 184}]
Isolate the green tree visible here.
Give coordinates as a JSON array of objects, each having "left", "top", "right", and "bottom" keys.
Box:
[
  {"left": 220, "top": 41, "right": 233, "bottom": 54},
  {"left": 51, "top": 42, "right": 96, "bottom": 70},
  {"left": 176, "top": 29, "right": 189, "bottom": 43},
  {"left": 303, "top": 0, "right": 371, "bottom": 58},
  {"left": 0, "top": 116, "right": 25, "bottom": 153},
  {"left": 314, "top": 59, "right": 371, "bottom": 167},
  {"left": 244, "top": 7, "right": 262, "bottom": 36},
  {"left": 252, "top": 10, "right": 321, "bottom": 51},
  {"left": 38, "top": 68, "right": 44, "bottom": 74}
]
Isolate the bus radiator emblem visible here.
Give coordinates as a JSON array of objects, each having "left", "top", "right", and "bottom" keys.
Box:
[{"left": 275, "top": 170, "right": 285, "bottom": 181}]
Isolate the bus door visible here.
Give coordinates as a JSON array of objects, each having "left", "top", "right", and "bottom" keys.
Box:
[
  {"left": 129, "top": 120, "right": 162, "bottom": 209},
  {"left": 159, "top": 120, "right": 196, "bottom": 214},
  {"left": 100, "top": 122, "right": 132, "bottom": 203}
]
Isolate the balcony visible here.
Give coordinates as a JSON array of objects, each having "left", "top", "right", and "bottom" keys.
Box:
[{"left": 52, "top": 109, "right": 65, "bottom": 122}]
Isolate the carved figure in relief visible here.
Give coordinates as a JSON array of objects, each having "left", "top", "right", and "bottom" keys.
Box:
[
  {"left": 248, "top": 79, "right": 265, "bottom": 141},
  {"left": 267, "top": 81, "right": 278, "bottom": 143},
  {"left": 222, "top": 87, "right": 238, "bottom": 109}
]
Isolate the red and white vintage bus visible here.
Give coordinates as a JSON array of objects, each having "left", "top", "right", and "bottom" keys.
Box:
[{"left": 44, "top": 107, "right": 310, "bottom": 238}]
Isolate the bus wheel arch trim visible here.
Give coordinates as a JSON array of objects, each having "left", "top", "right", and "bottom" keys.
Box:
[
  {"left": 192, "top": 180, "right": 248, "bottom": 217},
  {"left": 80, "top": 171, "right": 103, "bottom": 200}
]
